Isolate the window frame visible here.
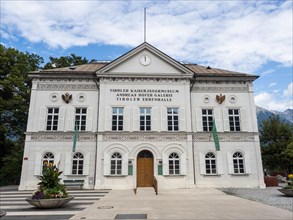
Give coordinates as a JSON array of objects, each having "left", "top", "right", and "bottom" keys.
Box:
[
  {"left": 233, "top": 151, "right": 245, "bottom": 174},
  {"left": 205, "top": 152, "right": 217, "bottom": 175},
  {"left": 110, "top": 152, "right": 122, "bottom": 175},
  {"left": 46, "top": 107, "right": 59, "bottom": 131},
  {"left": 75, "top": 107, "right": 87, "bottom": 131},
  {"left": 42, "top": 152, "right": 54, "bottom": 173},
  {"left": 72, "top": 152, "right": 84, "bottom": 175},
  {"left": 202, "top": 109, "right": 213, "bottom": 132},
  {"left": 112, "top": 107, "right": 124, "bottom": 131},
  {"left": 167, "top": 108, "right": 179, "bottom": 131},
  {"left": 140, "top": 107, "right": 151, "bottom": 131},
  {"left": 168, "top": 152, "right": 180, "bottom": 175},
  {"left": 228, "top": 109, "right": 241, "bottom": 131}
]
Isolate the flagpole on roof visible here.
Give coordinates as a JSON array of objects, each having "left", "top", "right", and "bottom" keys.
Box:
[{"left": 144, "top": 8, "right": 146, "bottom": 42}]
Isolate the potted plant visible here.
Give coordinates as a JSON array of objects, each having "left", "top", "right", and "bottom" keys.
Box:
[
  {"left": 25, "top": 162, "right": 74, "bottom": 208},
  {"left": 278, "top": 174, "right": 293, "bottom": 197}
]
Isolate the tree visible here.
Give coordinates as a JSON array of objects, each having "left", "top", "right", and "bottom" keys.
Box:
[
  {"left": 43, "top": 54, "right": 88, "bottom": 69},
  {"left": 0, "top": 45, "right": 43, "bottom": 185},
  {"left": 260, "top": 115, "right": 293, "bottom": 175}
]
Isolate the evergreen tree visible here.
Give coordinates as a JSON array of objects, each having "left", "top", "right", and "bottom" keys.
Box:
[
  {"left": 260, "top": 115, "right": 293, "bottom": 175},
  {"left": 0, "top": 45, "right": 43, "bottom": 185},
  {"left": 43, "top": 54, "right": 88, "bottom": 69}
]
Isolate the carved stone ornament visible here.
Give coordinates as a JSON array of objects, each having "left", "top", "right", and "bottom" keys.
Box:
[
  {"left": 216, "top": 93, "right": 225, "bottom": 104},
  {"left": 103, "top": 134, "right": 187, "bottom": 142},
  {"left": 193, "top": 133, "right": 255, "bottom": 142},
  {"left": 62, "top": 92, "right": 72, "bottom": 104},
  {"left": 31, "top": 133, "right": 96, "bottom": 142}
]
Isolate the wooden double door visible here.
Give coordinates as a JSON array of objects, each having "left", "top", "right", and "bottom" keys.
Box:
[{"left": 137, "top": 150, "right": 154, "bottom": 187}]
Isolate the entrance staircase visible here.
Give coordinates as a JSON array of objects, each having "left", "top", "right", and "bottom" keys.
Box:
[{"left": 135, "top": 187, "right": 157, "bottom": 195}]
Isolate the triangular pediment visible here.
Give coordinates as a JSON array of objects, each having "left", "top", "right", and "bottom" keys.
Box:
[{"left": 96, "top": 42, "right": 193, "bottom": 78}]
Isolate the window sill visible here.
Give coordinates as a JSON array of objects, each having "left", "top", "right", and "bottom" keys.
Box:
[
  {"left": 104, "top": 175, "right": 127, "bottom": 177},
  {"left": 163, "top": 174, "right": 185, "bottom": 177},
  {"left": 230, "top": 173, "right": 250, "bottom": 176},
  {"left": 202, "top": 174, "right": 221, "bottom": 177},
  {"left": 65, "top": 175, "right": 87, "bottom": 177}
]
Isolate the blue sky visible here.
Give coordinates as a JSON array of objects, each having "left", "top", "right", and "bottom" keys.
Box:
[{"left": 1, "top": 0, "right": 292, "bottom": 111}]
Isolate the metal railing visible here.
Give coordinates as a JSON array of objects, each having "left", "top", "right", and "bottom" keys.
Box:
[{"left": 153, "top": 176, "right": 158, "bottom": 195}]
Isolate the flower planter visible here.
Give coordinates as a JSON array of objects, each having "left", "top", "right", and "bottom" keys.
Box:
[
  {"left": 278, "top": 189, "right": 293, "bottom": 197},
  {"left": 25, "top": 196, "right": 74, "bottom": 209}
]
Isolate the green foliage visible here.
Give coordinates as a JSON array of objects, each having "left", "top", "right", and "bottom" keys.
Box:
[
  {"left": 0, "top": 45, "right": 43, "bottom": 139},
  {"left": 260, "top": 115, "right": 293, "bottom": 174},
  {"left": 0, "top": 142, "right": 23, "bottom": 186},
  {"left": 0, "top": 45, "right": 43, "bottom": 185},
  {"left": 39, "top": 164, "right": 62, "bottom": 189},
  {"left": 43, "top": 54, "right": 88, "bottom": 69},
  {"left": 34, "top": 164, "right": 68, "bottom": 199}
]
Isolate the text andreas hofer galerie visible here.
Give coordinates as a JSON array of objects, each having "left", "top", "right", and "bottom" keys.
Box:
[{"left": 110, "top": 88, "right": 180, "bottom": 102}]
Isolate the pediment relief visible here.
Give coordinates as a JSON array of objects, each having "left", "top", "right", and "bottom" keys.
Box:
[{"left": 97, "top": 43, "right": 193, "bottom": 77}]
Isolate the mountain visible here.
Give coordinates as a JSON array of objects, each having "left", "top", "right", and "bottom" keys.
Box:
[
  {"left": 271, "top": 109, "right": 293, "bottom": 123},
  {"left": 256, "top": 106, "right": 293, "bottom": 129}
]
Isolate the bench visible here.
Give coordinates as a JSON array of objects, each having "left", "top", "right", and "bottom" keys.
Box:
[{"left": 63, "top": 180, "right": 84, "bottom": 189}]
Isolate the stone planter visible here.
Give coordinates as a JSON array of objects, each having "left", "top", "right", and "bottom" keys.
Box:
[
  {"left": 278, "top": 189, "right": 293, "bottom": 197},
  {"left": 25, "top": 196, "right": 74, "bottom": 209}
]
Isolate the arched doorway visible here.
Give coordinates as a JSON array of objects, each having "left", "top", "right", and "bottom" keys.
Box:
[{"left": 137, "top": 150, "right": 154, "bottom": 187}]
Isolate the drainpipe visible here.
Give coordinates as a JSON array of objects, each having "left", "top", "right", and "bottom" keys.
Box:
[
  {"left": 190, "top": 75, "right": 196, "bottom": 186},
  {"left": 92, "top": 74, "right": 100, "bottom": 188}
]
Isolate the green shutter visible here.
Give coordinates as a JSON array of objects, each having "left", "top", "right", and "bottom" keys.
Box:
[
  {"left": 158, "top": 165, "right": 162, "bottom": 175},
  {"left": 128, "top": 165, "right": 133, "bottom": 175}
]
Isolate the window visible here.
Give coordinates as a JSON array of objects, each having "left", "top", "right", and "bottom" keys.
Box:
[
  {"left": 112, "top": 107, "right": 123, "bottom": 131},
  {"left": 202, "top": 109, "right": 213, "bottom": 131},
  {"left": 233, "top": 152, "right": 245, "bottom": 174},
  {"left": 110, "top": 152, "right": 122, "bottom": 175},
  {"left": 46, "top": 108, "right": 59, "bottom": 131},
  {"left": 72, "top": 152, "right": 84, "bottom": 175},
  {"left": 169, "top": 152, "right": 180, "bottom": 175},
  {"left": 205, "top": 152, "right": 217, "bottom": 174},
  {"left": 228, "top": 109, "right": 240, "bottom": 131},
  {"left": 167, "top": 108, "right": 179, "bottom": 131},
  {"left": 75, "top": 108, "right": 87, "bottom": 131},
  {"left": 42, "top": 152, "right": 54, "bottom": 172},
  {"left": 140, "top": 108, "right": 151, "bottom": 131}
]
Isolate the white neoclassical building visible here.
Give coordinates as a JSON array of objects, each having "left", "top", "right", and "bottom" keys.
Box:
[{"left": 19, "top": 42, "right": 265, "bottom": 190}]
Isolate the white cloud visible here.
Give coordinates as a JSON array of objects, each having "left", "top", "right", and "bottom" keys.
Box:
[
  {"left": 268, "top": 82, "right": 277, "bottom": 87},
  {"left": 284, "top": 82, "right": 293, "bottom": 97},
  {"left": 255, "top": 91, "right": 292, "bottom": 111},
  {"left": 1, "top": 1, "right": 292, "bottom": 74}
]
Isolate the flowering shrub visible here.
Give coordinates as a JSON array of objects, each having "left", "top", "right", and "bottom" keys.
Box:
[
  {"left": 32, "top": 163, "right": 68, "bottom": 199},
  {"left": 284, "top": 174, "right": 293, "bottom": 189}
]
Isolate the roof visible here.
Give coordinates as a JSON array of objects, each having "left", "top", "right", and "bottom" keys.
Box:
[
  {"left": 31, "top": 62, "right": 257, "bottom": 78},
  {"left": 30, "top": 42, "right": 258, "bottom": 79},
  {"left": 35, "top": 63, "right": 107, "bottom": 74},
  {"left": 184, "top": 64, "right": 257, "bottom": 77}
]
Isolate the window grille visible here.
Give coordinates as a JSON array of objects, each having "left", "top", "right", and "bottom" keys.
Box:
[
  {"left": 112, "top": 108, "right": 123, "bottom": 131},
  {"left": 110, "top": 152, "right": 122, "bottom": 175},
  {"left": 167, "top": 108, "right": 179, "bottom": 131},
  {"left": 140, "top": 108, "right": 151, "bottom": 131},
  {"left": 46, "top": 108, "right": 59, "bottom": 131},
  {"left": 72, "top": 152, "right": 84, "bottom": 175},
  {"left": 169, "top": 152, "right": 180, "bottom": 175}
]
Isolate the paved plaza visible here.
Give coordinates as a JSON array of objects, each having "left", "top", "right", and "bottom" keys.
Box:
[
  {"left": 71, "top": 188, "right": 292, "bottom": 220},
  {"left": 1, "top": 187, "right": 292, "bottom": 220},
  {"left": 0, "top": 188, "right": 110, "bottom": 220}
]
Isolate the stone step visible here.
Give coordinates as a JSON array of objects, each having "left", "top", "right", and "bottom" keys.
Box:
[{"left": 135, "top": 187, "right": 156, "bottom": 195}]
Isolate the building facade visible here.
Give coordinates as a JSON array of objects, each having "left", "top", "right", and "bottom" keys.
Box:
[{"left": 19, "top": 43, "right": 265, "bottom": 190}]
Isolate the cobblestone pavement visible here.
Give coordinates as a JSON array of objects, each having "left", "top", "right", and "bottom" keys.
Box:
[{"left": 219, "top": 187, "right": 293, "bottom": 212}]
